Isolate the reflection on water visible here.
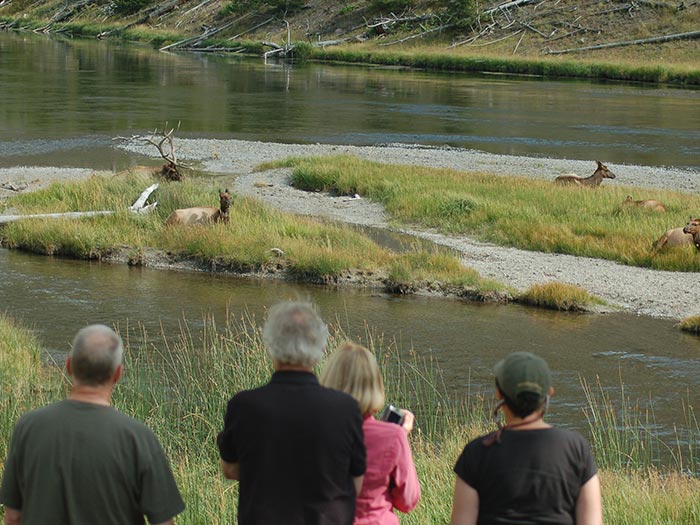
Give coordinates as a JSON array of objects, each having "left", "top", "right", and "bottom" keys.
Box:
[
  {"left": 1, "top": 32, "right": 699, "bottom": 170},
  {"left": 2, "top": 248, "right": 699, "bottom": 441}
]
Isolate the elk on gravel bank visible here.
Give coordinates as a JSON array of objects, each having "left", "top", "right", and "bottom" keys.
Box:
[
  {"left": 555, "top": 160, "right": 616, "bottom": 187},
  {"left": 682, "top": 217, "right": 700, "bottom": 251},
  {"left": 621, "top": 195, "right": 667, "bottom": 212},
  {"left": 165, "top": 189, "right": 231, "bottom": 226}
]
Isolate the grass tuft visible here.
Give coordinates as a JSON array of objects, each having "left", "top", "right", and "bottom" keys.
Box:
[
  {"left": 677, "top": 315, "right": 700, "bottom": 334},
  {"left": 518, "top": 282, "right": 604, "bottom": 311}
]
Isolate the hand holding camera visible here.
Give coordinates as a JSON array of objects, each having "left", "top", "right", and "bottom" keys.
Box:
[{"left": 380, "top": 405, "right": 415, "bottom": 434}]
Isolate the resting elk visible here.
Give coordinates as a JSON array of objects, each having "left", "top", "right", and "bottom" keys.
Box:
[
  {"left": 622, "top": 195, "right": 666, "bottom": 212},
  {"left": 555, "top": 160, "right": 616, "bottom": 187},
  {"left": 165, "top": 189, "right": 231, "bottom": 226},
  {"left": 653, "top": 217, "right": 700, "bottom": 252},
  {"left": 683, "top": 217, "right": 700, "bottom": 251}
]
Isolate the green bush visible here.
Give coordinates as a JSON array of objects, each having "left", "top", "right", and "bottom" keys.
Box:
[
  {"left": 370, "top": 0, "right": 413, "bottom": 14},
  {"left": 443, "top": 0, "right": 476, "bottom": 29},
  {"left": 113, "top": 0, "right": 153, "bottom": 15}
]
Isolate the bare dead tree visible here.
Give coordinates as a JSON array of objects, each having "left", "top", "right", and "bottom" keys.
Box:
[{"left": 144, "top": 123, "right": 186, "bottom": 181}]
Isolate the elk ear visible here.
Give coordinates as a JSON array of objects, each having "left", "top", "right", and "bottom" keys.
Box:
[
  {"left": 596, "top": 160, "right": 602, "bottom": 167},
  {"left": 225, "top": 188, "right": 229, "bottom": 193}
]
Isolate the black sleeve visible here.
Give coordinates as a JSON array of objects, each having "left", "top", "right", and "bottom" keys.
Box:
[
  {"left": 348, "top": 400, "right": 366, "bottom": 477},
  {"left": 578, "top": 435, "right": 598, "bottom": 486},
  {"left": 217, "top": 396, "right": 240, "bottom": 463},
  {"left": 453, "top": 441, "right": 479, "bottom": 489}
]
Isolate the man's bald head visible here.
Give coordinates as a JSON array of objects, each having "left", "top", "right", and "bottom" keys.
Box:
[{"left": 69, "top": 324, "right": 124, "bottom": 386}]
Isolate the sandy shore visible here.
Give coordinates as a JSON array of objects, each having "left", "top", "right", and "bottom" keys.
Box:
[{"left": 2, "top": 139, "right": 700, "bottom": 320}]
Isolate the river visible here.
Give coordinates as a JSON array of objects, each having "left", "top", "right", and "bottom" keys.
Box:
[{"left": 1, "top": 31, "right": 699, "bottom": 455}]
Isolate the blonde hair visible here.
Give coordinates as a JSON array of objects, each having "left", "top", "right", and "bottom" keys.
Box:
[{"left": 320, "top": 342, "right": 384, "bottom": 417}]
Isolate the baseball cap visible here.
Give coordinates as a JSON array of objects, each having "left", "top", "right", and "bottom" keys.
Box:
[{"left": 494, "top": 351, "right": 551, "bottom": 402}]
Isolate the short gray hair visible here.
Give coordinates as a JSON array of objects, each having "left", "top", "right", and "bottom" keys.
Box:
[
  {"left": 69, "top": 324, "right": 124, "bottom": 386},
  {"left": 262, "top": 302, "right": 328, "bottom": 368}
]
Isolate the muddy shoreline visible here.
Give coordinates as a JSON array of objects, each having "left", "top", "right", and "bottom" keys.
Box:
[{"left": 2, "top": 139, "right": 700, "bottom": 320}]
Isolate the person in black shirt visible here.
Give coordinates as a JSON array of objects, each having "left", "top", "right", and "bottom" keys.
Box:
[
  {"left": 217, "top": 302, "right": 366, "bottom": 525},
  {"left": 450, "top": 351, "right": 603, "bottom": 525}
]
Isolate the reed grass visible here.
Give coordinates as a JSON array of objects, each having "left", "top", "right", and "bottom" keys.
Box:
[
  {"left": 273, "top": 154, "right": 700, "bottom": 272},
  {"left": 2, "top": 314, "right": 700, "bottom": 523},
  {"left": 677, "top": 315, "right": 700, "bottom": 334},
  {"left": 519, "top": 282, "right": 604, "bottom": 311},
  {"left": 1, "top": 170, "right": 503, "bottom": 293}
]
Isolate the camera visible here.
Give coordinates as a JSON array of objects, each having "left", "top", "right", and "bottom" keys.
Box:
[{"left": 379, "top": 405, "right": 404, "bottom": 426}]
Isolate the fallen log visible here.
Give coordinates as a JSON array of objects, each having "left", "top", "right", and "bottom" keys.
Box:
[
  {"left": 0, "top": 185, "right": 158, "bottom": 224},
  {"left": 378, "top": 23, "right": 453, "bottom": 46},
  {"left": 0, "top": 182, "right": 28, "bottom": 192},
  {"left": 484, "top": 0, "right": 536, "bottom": 16},
  {"left": 0, "top": 210, "right": 114, "bottom": 224},
  {"left": 546, "top": 29, "right": 700, "bottom": 54}
]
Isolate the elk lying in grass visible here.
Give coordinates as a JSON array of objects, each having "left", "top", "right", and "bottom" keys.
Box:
[
  {"left": 165, "top": 189, "right": 231, "bottom": 226},
  {"left": 622, "top": 195, "right": 667, "bottom": 212},
  {"left": 683, "top": 217, "right": 700, "bottom": 251},
  {"left": 653, "top": 217, "right": 699, "bottom": 252},
  {"left": 555, "top": 160, "right": 616, "bottom": 187}
]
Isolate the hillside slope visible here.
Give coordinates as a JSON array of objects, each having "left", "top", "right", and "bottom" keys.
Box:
[{"left": 1, "top": 0, "right": 699, "bottom": 65}]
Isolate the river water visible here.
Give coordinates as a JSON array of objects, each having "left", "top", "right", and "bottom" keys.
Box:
[{"left": 1, "top": 32, "right": 699, "bottom": 449}]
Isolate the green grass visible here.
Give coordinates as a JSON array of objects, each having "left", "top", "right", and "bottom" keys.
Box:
[
  {"left": 310, "top": 46, "right": 700, "bottom": 86},
  {"left": 519, "top": 282, "right": 605, "bottom": 311},
  {"left": 1, "top": 169, "right": 501, "bottom": 294},
  {"left": 678, "top": 315, "right": 700, "bottom": 335},
  {"left": 2, "top": 313, "right": 700, "bottom": 524},
  {"left": 267, "top": 154, "right": 700, "bottom": 272}
]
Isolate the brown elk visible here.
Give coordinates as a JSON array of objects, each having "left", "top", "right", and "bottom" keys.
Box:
[
  {"left": 653, "top": 217, "right": 699, "bottom": 252},
  {"left": 555, "top": 160, "right": 616, "bottom": 187},
  {"left": 682, "top": 217, "right": 700, "bottom": 251},
  {"left": 165, "top": 189, "right": 231, "bottom": 226},
  {"left": 622, "top": 195, "right": 667, "bottom": 212}
]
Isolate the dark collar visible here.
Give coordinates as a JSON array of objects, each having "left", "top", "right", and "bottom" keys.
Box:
[{"left": 270, "top": 370, "right": 319, "bottom": 385}]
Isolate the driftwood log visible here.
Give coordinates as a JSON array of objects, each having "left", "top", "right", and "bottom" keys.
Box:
[
  {"left": 0, "top": 184, "right": 158, "bottom": 224},
  {"left": 546, "top": 30, "right": 700, "bottom": 55}
]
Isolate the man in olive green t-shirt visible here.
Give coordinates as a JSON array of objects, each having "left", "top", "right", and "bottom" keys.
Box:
[{"left": 0, "top": 324, "right": 185, "bottom": 525}]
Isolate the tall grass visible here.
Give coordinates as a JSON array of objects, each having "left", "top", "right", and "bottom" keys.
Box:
[
  {"left": 2, "top": 314, "right": 700, "bottom": 523},
  {"left": 582, "top": 376, "right": 700, "bottom": 473},
  {"left": 273, "top": 155, "right": 700, "bottom": 272},
  {"left": 519, "top": 282, "right": 605, "bottom": 311},
  {"left": 678, "top": 315, "right": 700, "bottom": 334},
  {"left": 0, "top": 315, "right": 63, "bottom": 463},
  {"left": 1, "top": 170, "right": 503, "bottom": 293}
]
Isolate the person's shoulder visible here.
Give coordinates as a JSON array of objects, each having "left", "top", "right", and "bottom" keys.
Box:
[
  {"left": 365, "top": 417, "right": 404, "bottom": 439},
  {"left": 317, "top": 384, "right": 361, "bottom": 407},
  {"left": 15, "top": 400, "right": 72, "bottom": 425},
  {"left": 547, "top": 426, "right": 589, "bottom": 444}
]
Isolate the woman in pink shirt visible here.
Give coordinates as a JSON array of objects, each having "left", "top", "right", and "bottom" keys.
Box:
[{"left": 321, "top": 342, "right": 421, "bottom": 525}]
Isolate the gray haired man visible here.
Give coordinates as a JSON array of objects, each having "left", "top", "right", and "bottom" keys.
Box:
[
  {"left": 0, "top": 324, "right": 185, "bottom": 525},
  {"left": 218, "top": 302, "right": 366, "bottom": 525}
]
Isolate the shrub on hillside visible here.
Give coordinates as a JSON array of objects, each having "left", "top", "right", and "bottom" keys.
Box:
[
  {"left": 443, "top": 0, "right": 476, "bottom": 29},
  {"left": 370, "top": 0, "right": 414, "bottom": 14},
  {"left": 216, "top": 0, "right": 305, "bottom": 18},
  {"left": 113, "top": 0, "right": 153, "bottom": 15}
]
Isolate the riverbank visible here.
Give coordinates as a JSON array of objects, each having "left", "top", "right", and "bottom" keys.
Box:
[
  {"left": 1, "top": 0, "right": 700, "bottom": 85},
  {"left": 2, "top": 139, "right": 699, "bottom": 319}
]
